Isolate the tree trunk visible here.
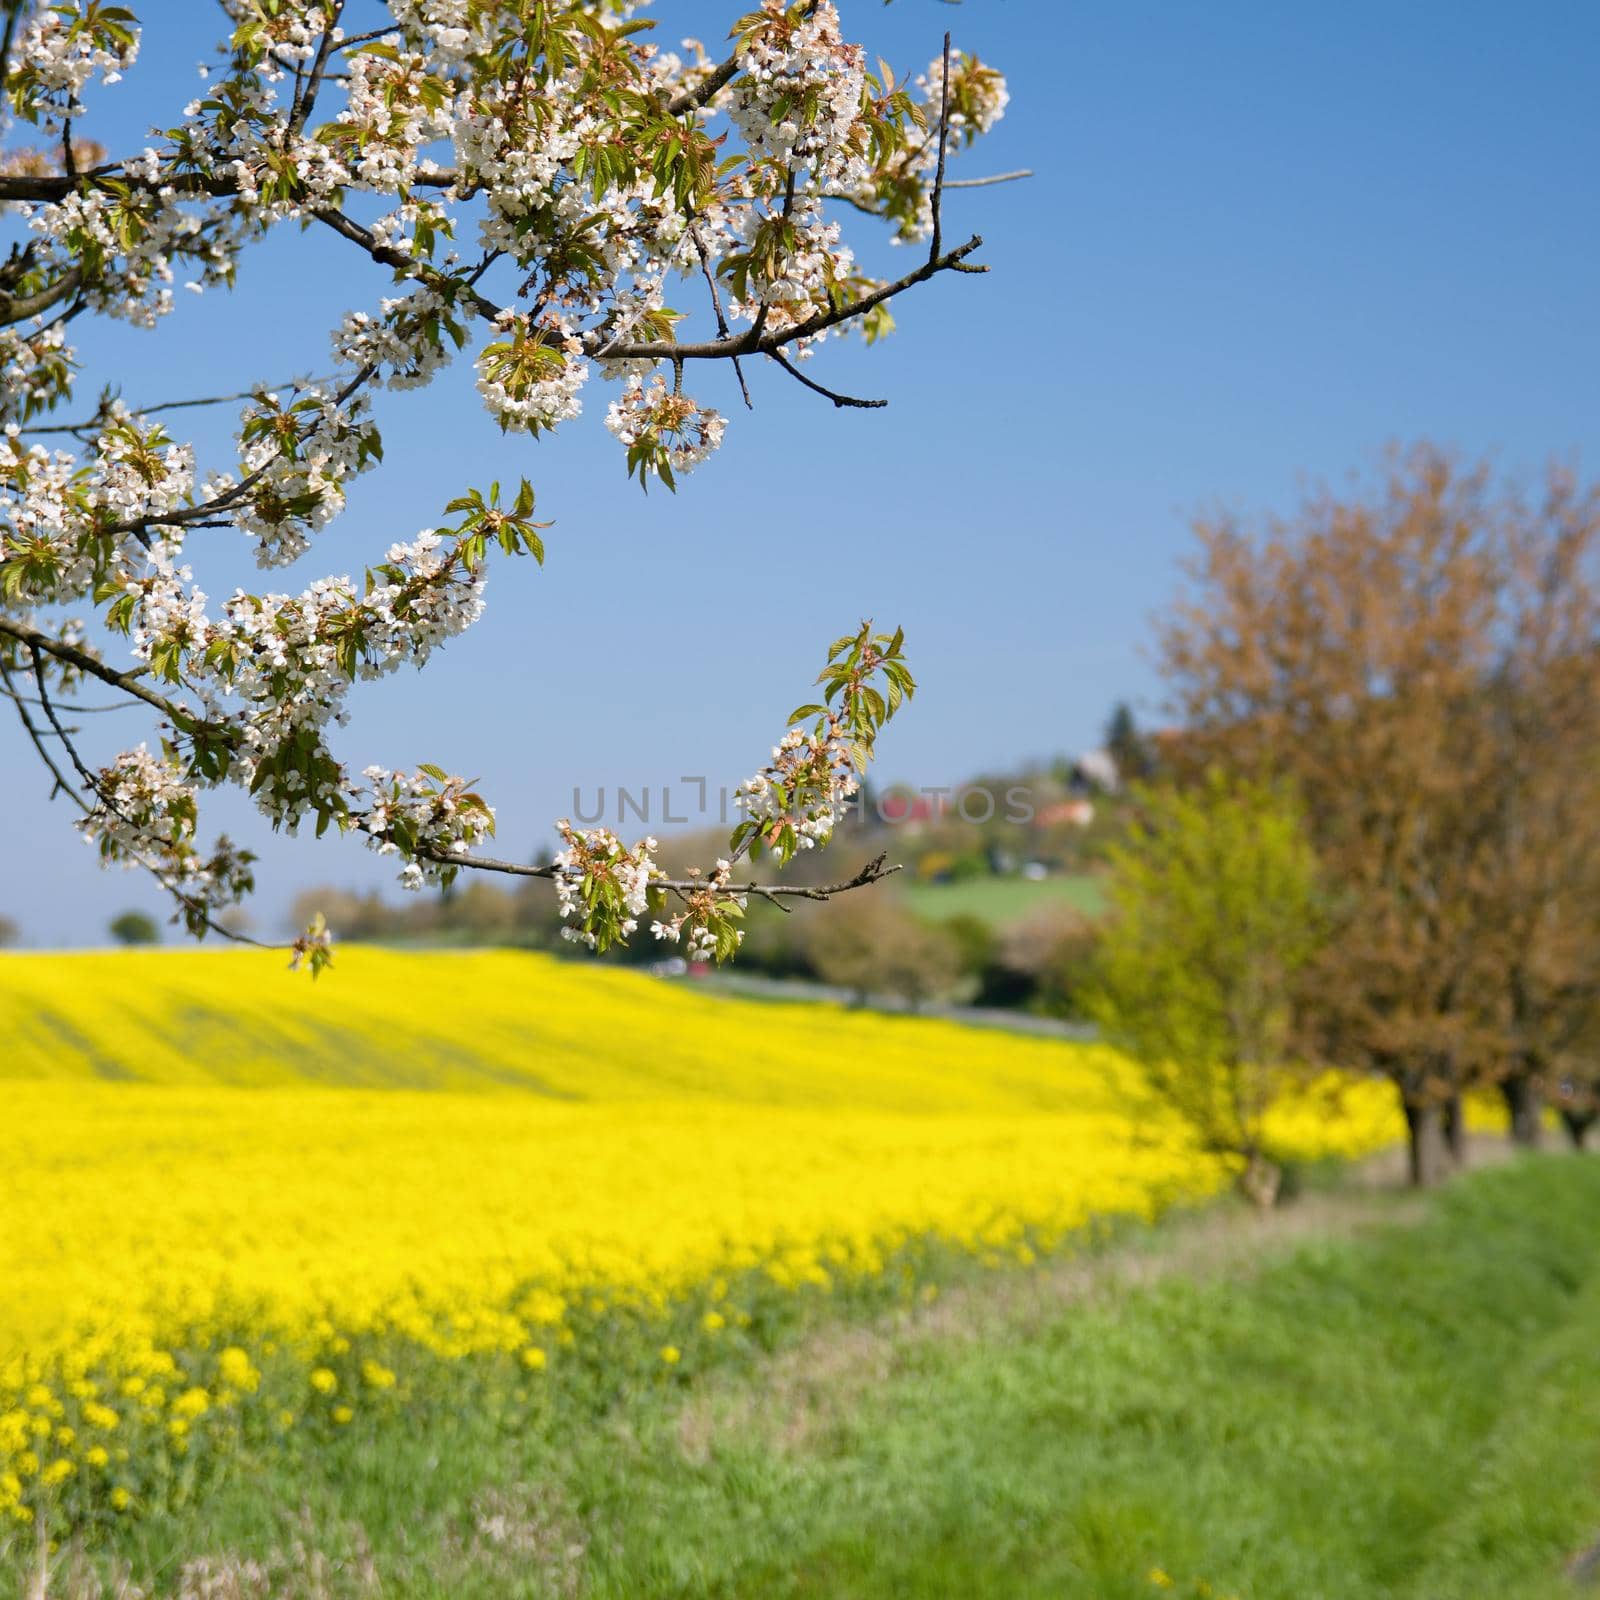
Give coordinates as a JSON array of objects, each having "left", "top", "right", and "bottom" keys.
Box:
[
  {"left": 1405, "top": 1100, "right": 1451, "bottom": 1187},
  {"left": 1501, "top": 1075, "right": 1544, "bottom": 1149},
  {"left": 1560, "top": 1108, "right": 1595, "bottom": 1151},
  {"left": 1443, "top": 1092, "right": 1467, "bottom": 1164},
  {"left": 1237, "top": 1150, "right": 1282, "bottom": 1210}
]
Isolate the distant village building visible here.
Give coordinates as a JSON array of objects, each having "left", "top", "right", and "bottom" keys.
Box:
[
  {"left": 1036, "top": 797, "right": 1097, "bottom": 830},
  {"left": 1069, "top": 748, "right": 1120, "bottom": 794}
]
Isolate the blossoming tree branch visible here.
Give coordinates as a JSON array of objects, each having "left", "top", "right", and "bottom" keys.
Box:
[{"left": 0, "top": 0, "right": 1010, "bottom": 971}]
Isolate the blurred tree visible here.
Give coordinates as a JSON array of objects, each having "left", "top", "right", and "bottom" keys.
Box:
[
  {"left": 1086, "top": 772, "right": 1323, "bottom": 1208},
  {"left": 1104, "top": 702, "right": 1155, "bottom": 783},
  {"left": 942, "top": 913, "right": 1000, "bottom": 987},
  {"left": 1467, "top": 496, "right": 1600, "bottom": 1146},
  {"left": 0, "top": 915, "right": 18, "bottom": 948},
  {"left": 1030, "top": 915, "right": 1104, "bottom": 1022},
  {"left": 1160, "top": 446, "right": 1600, "bottom": 1182},
  {"left": 109, "top": 910, "right": 159, "bottom": 946},
  {"left": 975, "top": 905, "right": 1102, "bottom": 1015},
  {"left": 805, "top": 896, "right": 965, "bottom": 1010}
]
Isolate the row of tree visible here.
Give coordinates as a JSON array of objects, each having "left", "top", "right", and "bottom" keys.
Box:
[{"left": 1095, "top": 446, "right": 1600, "bottom": 1191}]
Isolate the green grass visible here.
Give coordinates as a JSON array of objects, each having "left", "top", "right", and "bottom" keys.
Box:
[
  {"left": 898, "top": 873, "right": 1106, "bottom": 925},
  {"left": 27, "top": 1156, "right": 1600, "bottom": 1599}
]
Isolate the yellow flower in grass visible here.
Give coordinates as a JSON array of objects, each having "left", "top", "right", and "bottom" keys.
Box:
[
  {"left": 171, "top": 1387, "right": 210, "bottom": 1420},
  {"left": 659, "top": 1345, "right": 681, "bottom": 1365},
  {"left": 701, "top": 1311, "right": 726, "bottom": 1333},
  {"left": 360, "top": 1360, "right": 396, "bottom": 1391},
  {"left": 84, "top": 1446, "right": 109, "bottom": 1469},
  {"left": 218, "top": 1347, "right": 259, "bottom": 1393},
  {"left": 332, "top": 1405, "right": 353, "bottom": 1425},
  {"left": 110, "top": 1487, "right": 130, "bottom": 1512},
  {"left": 520, "top": 1346, "right": 547, "bottom": 1371},
  {"left": 309, "top": 1368, "right": 337, "bottom": 1395}
]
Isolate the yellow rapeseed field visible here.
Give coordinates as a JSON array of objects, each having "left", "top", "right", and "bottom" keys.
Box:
[{"left": 0, "top": 948, "right": 1414, "bottom": 1533}]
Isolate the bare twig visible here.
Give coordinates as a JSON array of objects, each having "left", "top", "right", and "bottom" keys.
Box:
[
  {"left": 691, "top": 225, "right": 752, "bottom": 410},
  {"left": 337, "top": 24, "right": 402, "bottom": 51},
  {"left": 767, "top": 348, "right": 887, "bottom": 410},
  {"left": 21, "top": 376, "right": 337, "bottom": 436},
  {"left": 945, "top": 169, "right": 1033, "bottom": 190},
  {"left": 0, "top": 678, "right": 143, "bottom": 714},
  {"left": 0, "top": 653, "right": 75, "bottom": 804},
  {"left": 929, "top": 32, "right": 953, "bottom": 267}
]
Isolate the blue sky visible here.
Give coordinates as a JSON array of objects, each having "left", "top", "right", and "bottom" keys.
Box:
[{"left": 6, "top": 0, "right": 1599, "bottom": 945}]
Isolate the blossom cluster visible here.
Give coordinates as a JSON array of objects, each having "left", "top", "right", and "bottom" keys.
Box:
[
  {"left": 552, "top": 824, "right": 661, "bottom": 949},
  {"left": 8, "top": 2, "right": 140, "bottom": 128},
  {"left": 217, "top": 387, "right": 384, "bottom": 569},
  {"left": 0, "top": 324, "right": 74, "bottom": 426},
  {"left": 475, "top": 315, "right": 590, "bottom": 435},
  {"left": 333, "top": 286, "right": 466, "bottom": 393},
  {"left": 649, "top": 857, "right": 746, "bottom": 963},
  {"left": 358, "top": 766, "right": 497, "bottom": 890},
  {"left": 851, "top": 50, "right": 1011, "bottom": 244},
  {"left": 75, "top": 745, "right": 255, "bottom": 932},
  {"left": 605, "top": 375, "right": 727, "bottom": 486},
  {"left": 728, "top": 1, "right": 868, "bottom": 187},
  {"left": 735, "top": 724, "right": 860, "bottom": 855}
]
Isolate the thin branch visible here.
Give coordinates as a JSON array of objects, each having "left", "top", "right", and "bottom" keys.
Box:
[
  {"left": 0, "top": 168, "right": 461, "bottom": 202},
  {"left": 691, "top": 225, "right": 752, "bottom": 410},
  {"left": 665, "top": 51, "right": 741, "bottom": 117},
  {"left": 313, "top": 206, "right": 505, "bottom": 320},
  {"left": 21, "top": 376, "right": 337, "bottom": 436},
  {"left": 0, "top": 266, "right": 84, "bottom": 328},
  {"left": 288, "top": 1, "right": 346, "bottom": 137},
  {"left": 98, "top": 358, "right": 379, "bottom": 543},
  {"left": 335, "top": 24, "right": 401, "bottom": 51},
  {"left": 0, "top": 679, "right": 144, "bottom": 713},
  {"left": 767, "top": 348, "right": 887, "bottom": 410},
  {"left": 929, "top": 32, "right": 952, "bottom": 267},
  {"left": 0, "top": 653, "right": 76, "bottom": 804},
  {"left": 21, "top": 645, "right": 275, "bottom": 951},
  {"left": 421, "top": 844, "right": 902, "bottom": 903},
  {"left": 0, "top": 5, "right": 21, "bottom": 90},
  {"left": 944, "top": 168, "right": 1033, "bottom": 190},
  {"left": 592, "top": 233, "right": 985, "bottom": 363},
  {"left": 0, "top": 614, "right": 198, "bottom": 722}
]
